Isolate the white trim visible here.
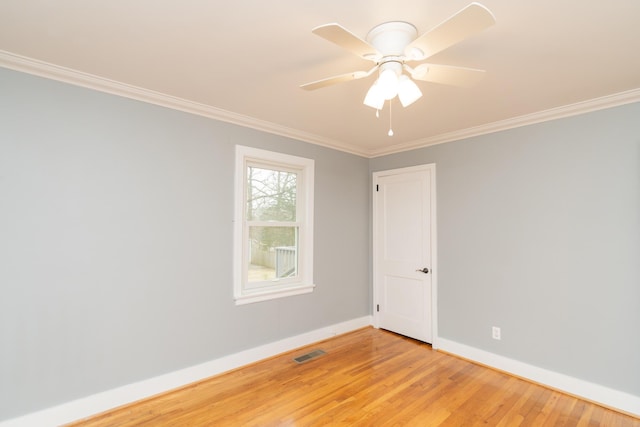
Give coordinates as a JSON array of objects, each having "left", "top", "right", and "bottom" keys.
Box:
[
  {"left": 372, "top": 164, "right": 438, "bottom": 346},
  {"left": 437, "top": 337, "right": 640, "bottom": 417},
  {"left": 0, "top": 50, "right": 369, "bottom": 158},
  {"left": 0, "top": 316, "right": 373, "bottom": 427},
  {"left": 429, "top": 166, "right": 439, "bottom": 350},
  {"left": 2, "top": 50, "right": 639, "bottom": 159},
  {"left": 234, "top": 283, "right": 315, "bottom": 305},
  {"left": 233, "top": 145, "right": 315, "bottom": 304},
  {"left": 369, "top": 89, "right": 640, "bottom": 157}
]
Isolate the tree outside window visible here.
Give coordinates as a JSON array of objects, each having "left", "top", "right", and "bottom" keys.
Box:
[{"left": 246, "top": 166, "right": 298, "bottom": 283}]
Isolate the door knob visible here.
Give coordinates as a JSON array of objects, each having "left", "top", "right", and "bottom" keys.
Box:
[{"left": 416, "top": 267, "right": 429, "bottom": 274}]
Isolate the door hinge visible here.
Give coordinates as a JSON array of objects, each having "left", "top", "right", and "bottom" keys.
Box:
[
  {"left": 377, "top": 304, "right": 380, "bottom": 312},
  {"left": 376, "top": 184, "right": 379, "bottom": 192}
]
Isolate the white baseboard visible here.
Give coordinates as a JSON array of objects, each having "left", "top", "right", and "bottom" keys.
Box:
[
  {"left": 0, "top": 316, "right": 373, "bottom": 427},
  {"left": 437, "top": 337, "right": 640, "bottom": 417}
]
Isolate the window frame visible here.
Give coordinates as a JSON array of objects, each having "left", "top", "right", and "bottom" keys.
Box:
[{"left": 233, "top": 145, "right": 315, "bottom": 305}]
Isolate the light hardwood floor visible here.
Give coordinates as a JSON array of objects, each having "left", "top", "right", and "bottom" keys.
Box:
[{"left": 69, "top": 327, "right": 639, "bottom": 426}]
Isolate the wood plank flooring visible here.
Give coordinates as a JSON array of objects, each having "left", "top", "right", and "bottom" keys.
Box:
[{"left": 68, "top": 327, "right": 640, "bottom": 426}]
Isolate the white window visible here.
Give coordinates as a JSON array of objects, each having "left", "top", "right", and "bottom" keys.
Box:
[{"left": 234, "top": 145, "right": 315, "bottom": 305}]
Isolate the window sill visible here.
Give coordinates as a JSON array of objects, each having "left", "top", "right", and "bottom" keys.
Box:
[{"left": 234, "top": 283, "right": 315, "bottom": 305}]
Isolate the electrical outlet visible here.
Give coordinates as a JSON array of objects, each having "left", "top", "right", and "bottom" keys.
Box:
[{"left": 492, "top": 326, "right": 501, "bottom": 340}]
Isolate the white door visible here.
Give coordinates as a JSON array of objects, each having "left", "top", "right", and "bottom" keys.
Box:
[{"left": 373, "top": 164, "right": 436, "bottom": 343}]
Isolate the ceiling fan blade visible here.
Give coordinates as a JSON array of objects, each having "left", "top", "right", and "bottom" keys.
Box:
[
  {"left": 300, "top": 67, "right": 377, "bottom": 91},
  {"left": 406, "top": 2, "right": 495, "bottom": 61},
  {"left": 312, "top": 23, "right": 381, "bottom": 60},
  {"left": 408, "top": 63, "right": 486, "bottom": 87}
]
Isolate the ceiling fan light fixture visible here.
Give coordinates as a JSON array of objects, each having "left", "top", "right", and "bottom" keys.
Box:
[
  {"left": 305, "top": 4, "right": 496, "bottom": 124},
  {"left": 363, "top": 81, "right": 385, "bottom": 110},
  {"left": 378, "top": 68, "right": 399, "bottom": 100},
  {"left": 397, "top": 75, "right": 423, "bottom": 107}
]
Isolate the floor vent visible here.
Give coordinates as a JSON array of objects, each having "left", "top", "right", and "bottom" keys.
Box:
[{"left": 293, "top": 349, "right": 326, "bottom": 364}]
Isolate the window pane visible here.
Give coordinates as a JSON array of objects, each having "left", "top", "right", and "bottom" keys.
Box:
[
  {"left": 247, "top": 166, "right": 297, "bottom": 222},
  {"left": 248, "top": 226, "right": 298, "bottom": 283}
]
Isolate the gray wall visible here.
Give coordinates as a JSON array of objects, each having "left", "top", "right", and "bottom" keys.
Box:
[
  {"left": 371, "top": 102, "right": 640, "bottom": 397},
  {"left": 0, "top": 67, "right": 370, "bottom": 421},
  {"left": 2, "top": 64, "right": 638, "bottom": 421}
]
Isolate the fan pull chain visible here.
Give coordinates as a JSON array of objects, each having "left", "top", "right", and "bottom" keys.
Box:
[{"left": 388, "top": 101, "right": 394, "bottom": 136}]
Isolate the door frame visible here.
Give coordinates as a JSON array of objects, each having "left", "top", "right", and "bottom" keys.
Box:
[{"left": 372, "top": 163, "right": 438, "bottom": 348}]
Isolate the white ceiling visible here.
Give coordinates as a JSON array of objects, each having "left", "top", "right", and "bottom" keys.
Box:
[{"left": 1, "top": 1, "right": 639, "bottom": 157}]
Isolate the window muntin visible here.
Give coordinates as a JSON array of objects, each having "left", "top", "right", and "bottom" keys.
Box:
[{"left": 234, "top": 146, "right": 314, "bottom": 304}]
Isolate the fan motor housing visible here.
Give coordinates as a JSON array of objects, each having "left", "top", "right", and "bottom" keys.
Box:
[{"left": 366, "top": 21, "right": 418, "bottom": 56}]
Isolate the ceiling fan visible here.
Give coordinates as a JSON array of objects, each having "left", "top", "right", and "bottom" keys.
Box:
[{"left": 301, "top": 2, "right": 496, "bottom": 111}]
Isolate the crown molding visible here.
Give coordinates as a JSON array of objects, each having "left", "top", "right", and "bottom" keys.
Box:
[
  {"left": 2, "top": 50, "right": 638, "bottom": 159},
  {"left": 0, "top": 50, "right": 370, "bottom": 158},
  {"left": 369, "top": 88, "right": 640, "bottom": 157}
]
